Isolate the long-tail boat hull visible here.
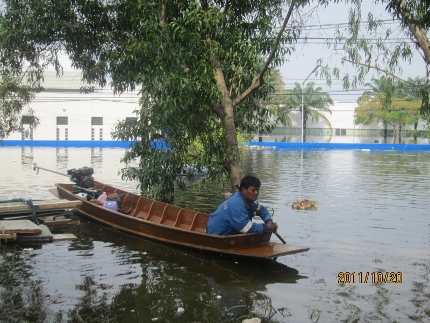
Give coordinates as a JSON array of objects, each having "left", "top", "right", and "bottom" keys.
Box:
[{"left": 55, "top": 182, "right": 310, "bottom": 259}]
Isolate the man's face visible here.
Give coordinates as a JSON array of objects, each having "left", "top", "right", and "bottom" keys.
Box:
[{"left": 241, "top": 186, "right": 259, "bottom": 202}]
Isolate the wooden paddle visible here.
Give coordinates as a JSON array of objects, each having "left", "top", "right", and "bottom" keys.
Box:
[{"left": 235, "top": 184, "right": 287, "bottom": 244}]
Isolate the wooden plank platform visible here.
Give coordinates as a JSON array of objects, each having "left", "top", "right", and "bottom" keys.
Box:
[
  {"left": 0, "top": 233, "right": 17, "bottom": 240},
  {"left": 38, "top": 215, "right": 80, "bottom": 226},
  {"left": 0, "top": 200, "right": 82, "bottom": 214},
  {"left": 16, "top": 224, "right": 53, "bottom": 243},
  {"left": 52, "top": 233, "right": 78, "bottom": 241},
  {"left": 0, "top": 220, "right": 78, "bottom": 244},
  {"left": 0, "top": 220, "right": 42, "bottom": 234}
]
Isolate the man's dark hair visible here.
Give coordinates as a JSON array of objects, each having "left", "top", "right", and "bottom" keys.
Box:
[{"left": 240, "top": 175, "right": 261, "bottom": 190}]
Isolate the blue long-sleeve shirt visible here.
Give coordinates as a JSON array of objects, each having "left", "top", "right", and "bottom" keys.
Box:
[{"left": 206, "top": 191, "right": 273, "bottom": 236}]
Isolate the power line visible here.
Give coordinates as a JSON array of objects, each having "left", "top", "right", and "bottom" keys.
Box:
[{"left": 300, "top": 19, "right": 401, "bottom": 30}]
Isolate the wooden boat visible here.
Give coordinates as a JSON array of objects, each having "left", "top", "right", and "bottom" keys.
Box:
[{"left": 55, "top": 182, "right": 310, "bottom": 259}]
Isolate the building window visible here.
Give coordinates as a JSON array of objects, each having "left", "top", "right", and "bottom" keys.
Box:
[
  {"left": 22, "top": 116, "right": 35, "bottom": 140},
  {"left": 91, "top": 117, "right": 103, "bottom": 141},
  {"left": 92, "top": 117, "right": 103, "bottom": 126},
  {"left": 335, "top": 129, "right": 346, "bottom": 136},
  {"left": 22, "top": 116, "right": 35, "bottom": 125},
  {"left": 57, "top": 117, "right": 68, "bottom": 125},
  {"left": 56, "top": 128, "right": 60, "bottom": 140},
  {"left": 126, "top": 117, "right": 138, "bottom": 124},
  {"left": 21, "top": 127, "right": 34, "bottom": 140},
  {"left": 65, "top": 128, "right": 68, "bottom": 141}
]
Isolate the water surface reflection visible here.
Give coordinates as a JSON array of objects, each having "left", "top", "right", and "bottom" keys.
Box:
[{"left": 0, "top": 147, "right": 429, "bottom": 322}]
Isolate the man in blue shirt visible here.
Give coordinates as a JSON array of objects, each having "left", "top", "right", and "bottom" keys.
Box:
[{"left": 207, "top": 175, "right": 278, "bottom": 236}]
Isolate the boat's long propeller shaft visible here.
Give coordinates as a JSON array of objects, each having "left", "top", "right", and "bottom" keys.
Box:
[{"left": 33, "top": 163, "right": 68, "bottom": 177}]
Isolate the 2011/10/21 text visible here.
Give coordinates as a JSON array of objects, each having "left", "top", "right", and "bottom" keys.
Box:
[{"left": 338, "top": 272, "right": 402, "bottom": 284}]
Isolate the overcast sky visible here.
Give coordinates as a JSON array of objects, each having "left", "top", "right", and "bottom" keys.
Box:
[{"left": 280, "top": 1, "right": 425, "bottom": 103}]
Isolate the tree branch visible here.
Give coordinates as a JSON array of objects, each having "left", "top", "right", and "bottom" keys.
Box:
[
  {"left": 344, "top": 58, "right": 430, "bottom": 93},
  {"left": 157, "top": 4, "right": 167, "bottom": 24},
  {"left": 394, "top": 0, "right": 430, "bottom": 65},
  {"left": 222, "top": 0, "right": 230, "bottom": 15},
  {"left": 210, "top": 100, "right": 224, "bottom": 118},
  {"left": 233, "top": 0, "right": 297, "bottom": 107},
  {"left": 209, "top": 54, "right": 233, "bottom": 117}
]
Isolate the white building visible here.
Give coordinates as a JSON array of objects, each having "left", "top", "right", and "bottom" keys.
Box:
[
  {"left": 8, "top": 70, "right": 139, "bottom": 141},
  {"left": 260, "top": 101, "right": 427, "bottom": 144},
  {"left": 6, "top": 70, "right": 427, "bottom": 144}
]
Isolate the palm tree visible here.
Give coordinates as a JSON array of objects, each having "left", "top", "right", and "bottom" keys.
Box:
[
  {"left": 357, "top": 77, "right": 395, "bottom": 142},
  {"left": 260, "top": 68, "right": 290, "bottom": 141},
  {"left": 282, "top": 82, "right": 333, "bottom": 142}
]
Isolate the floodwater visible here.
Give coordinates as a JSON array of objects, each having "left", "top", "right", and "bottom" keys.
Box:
[{"left": 0, "top": 146, "right": 429, "bottom": 323}]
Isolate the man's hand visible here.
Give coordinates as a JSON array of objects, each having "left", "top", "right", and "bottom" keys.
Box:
[{"left": 266, "top": 220, "right": 278, "bottom": 233}]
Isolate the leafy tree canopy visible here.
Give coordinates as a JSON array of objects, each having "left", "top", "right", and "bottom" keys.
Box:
[
  {"left": 5, "top": 0, "right": 428, "bottom": 198},
  {"left": 318, "top": 0, "right": 430, "bottom": 116},
  {"left": 0, "top": 14, "right": 43, "bottom": 139},
  {"left": 0, "top": 0, "right": 302, "bottom": 199},
  {"left": 354, "top": 76, "right": 421, "bottom": 143}
]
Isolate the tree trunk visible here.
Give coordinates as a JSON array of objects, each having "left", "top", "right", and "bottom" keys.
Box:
[
  {"left": 391, "top": 124, "right": 397, "bottom": 144},
  {"left": 221, "top": 107, "right": 242, "bottom": 190},
  {"left": 396, "top": 0, "right": 430, "bottom": 116},
  {"left": 396, "top": 0, "right": 430, "bottom": 65},
  {"left": 206, "top": 1, "right": 297, "bottom": 189},
  {"left": 383, "top": 120, "right": 388, "bottom": 143},
  {"left": 397, "top": 123, "right": 402, "bottom": 143},
  {"left": 210, "top": 55, "right": 243, "bottom": 191}
]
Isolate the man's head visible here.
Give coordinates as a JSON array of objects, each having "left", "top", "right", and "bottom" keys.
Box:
[
  {"left": 240, "top": 175, "right": 261, "bottom": 190},
  {"left": 240, "top": 175, "right": 261, "bottom": 202}
]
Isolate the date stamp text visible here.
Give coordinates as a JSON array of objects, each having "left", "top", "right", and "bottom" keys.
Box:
[{"left": 338, "top": 272, "right": 402, "bottom": 284}]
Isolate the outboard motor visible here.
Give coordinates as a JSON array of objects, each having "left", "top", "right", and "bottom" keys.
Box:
[{"left": 67, "top": 167, "right": 95, "bottom": 188}]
